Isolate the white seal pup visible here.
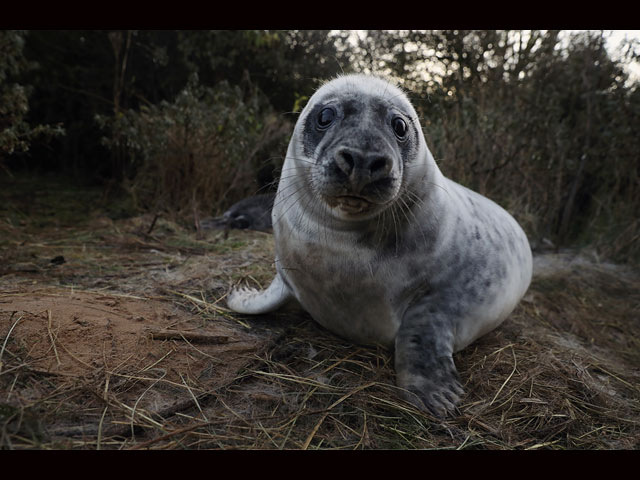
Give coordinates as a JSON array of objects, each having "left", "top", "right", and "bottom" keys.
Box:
[{"left": 227, "top": 74, "right": 532, "bottom": 416}]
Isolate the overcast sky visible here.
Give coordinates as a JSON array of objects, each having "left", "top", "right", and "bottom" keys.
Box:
[{"left": 578, "top": 30, "right": 639, "bottom": 82}]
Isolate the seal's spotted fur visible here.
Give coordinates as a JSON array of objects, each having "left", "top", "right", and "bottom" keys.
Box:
[{"left": 228, "top": 74, "right": 532, "bottom": 416}]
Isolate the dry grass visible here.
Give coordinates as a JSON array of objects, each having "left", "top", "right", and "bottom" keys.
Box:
[{"left": 1, "top": 179, "right": 639, "bottom": 449}]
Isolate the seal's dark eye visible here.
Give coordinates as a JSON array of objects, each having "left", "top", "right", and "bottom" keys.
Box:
[
  {"left": 392, "top": 116, "right": 408, "bottom": 138},
  {"left": 317, "top": 107, "right": 336, "bottom": 129}
]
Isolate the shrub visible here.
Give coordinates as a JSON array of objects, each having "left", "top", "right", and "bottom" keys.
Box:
[
  {"left": 97, "top": 74, "right": 290, "bottom": 220},
  {"left": 416, "top": 32, "right": 640, "bottom": 262},
  {"left": 0, "top": 31, "right": 63, "bottom": 166}
]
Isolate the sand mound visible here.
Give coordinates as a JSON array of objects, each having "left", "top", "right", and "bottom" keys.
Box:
[{"left": 0, "top": 286, "right": 268, "bottom": 444}]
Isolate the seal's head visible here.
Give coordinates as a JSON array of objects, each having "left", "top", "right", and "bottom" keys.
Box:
[{"left": 289, "top": 74, "right": 425, "bottom": 221}]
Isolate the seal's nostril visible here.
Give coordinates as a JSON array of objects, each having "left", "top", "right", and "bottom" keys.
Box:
[
  {"left": 343, "top": 152, "right": 354, "bottom": 170},
  {"left": 336, "top": 149, "right": 357, "bottom": 176},
  {"left": 369, "top": 157, "right": 389, "bottom": 174}
]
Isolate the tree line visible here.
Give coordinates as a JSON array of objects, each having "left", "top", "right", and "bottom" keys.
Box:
[{"left": 1, "top": 30, "right": 639, "bottom": 261}]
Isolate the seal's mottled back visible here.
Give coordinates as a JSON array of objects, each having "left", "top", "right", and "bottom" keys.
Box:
[{"left": 227, "top": 74, "right": 532, "bottom": 416}]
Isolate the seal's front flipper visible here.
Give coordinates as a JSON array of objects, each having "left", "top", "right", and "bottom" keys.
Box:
[
  {"left": 395, "top": 302, "right": 464, "bottom": 417},
  {"left": 227, "top": 273, "right": 293, "bottom": 314}
]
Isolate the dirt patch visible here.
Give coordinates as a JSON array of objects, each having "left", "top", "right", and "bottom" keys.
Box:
[
  {"left": 0, "top": 287, "right": 257, "bottom": 377},
  {"left": 0, "top": 286, "right": 269, "bottom": 445}
]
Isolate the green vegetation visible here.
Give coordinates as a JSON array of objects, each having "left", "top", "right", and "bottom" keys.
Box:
[
  {"left": 0, "top": 31, "right": 63, "bottom": 162},
  {"left": 96, "top": 75, "right": 289, "bottom": 217}
]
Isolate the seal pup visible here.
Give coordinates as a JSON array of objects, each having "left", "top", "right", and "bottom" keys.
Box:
[
  {"left": 200, "top": 193, "right": 275, "bottom": 232},
  {"left": 227, "top": 74, "right": 532, "bottom": 416}
]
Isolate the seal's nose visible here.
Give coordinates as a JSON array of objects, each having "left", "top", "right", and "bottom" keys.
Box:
[{"left": 334, "top": 147, "right": 392, "bottom": 192}]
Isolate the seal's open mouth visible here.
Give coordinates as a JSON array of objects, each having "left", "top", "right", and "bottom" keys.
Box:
[{"left": 333, "top": 195, "right": 373, "bottom": 215}]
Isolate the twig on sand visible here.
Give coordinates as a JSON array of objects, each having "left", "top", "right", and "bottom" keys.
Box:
[{"left": 147, "top": 328, "right": 229, "bottom": 344}]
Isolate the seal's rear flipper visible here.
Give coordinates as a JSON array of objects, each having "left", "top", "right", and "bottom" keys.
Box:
[{"left": 227, "top": 273, "right": 293, "bottom": 314}]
